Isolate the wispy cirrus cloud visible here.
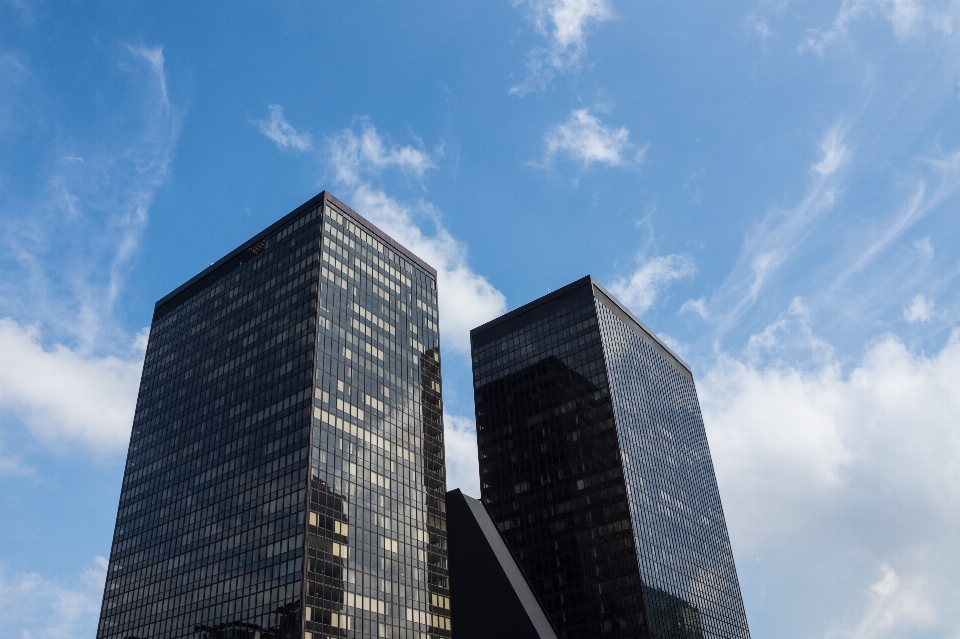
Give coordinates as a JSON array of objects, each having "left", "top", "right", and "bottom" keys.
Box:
[
  {"left": 0, "top": 45, "right": 179, "bottom": 456},
  {"left": 255, "top": 104, "right": 313, "bottom": 152},
  {"left": 511, "top": 0, "right": 615, "bottom": 95},
  {"left": 608, "top": 254, "right": 696, "bottom": 316},
  {"left": 799, "top": 0, "right": 959, "bottom": 55},
  {"left": 692, "top": 122, "right": 850, "bottom": 332},
  {"left": 541, "top": 108, "right": 643, "bottom": 167}
]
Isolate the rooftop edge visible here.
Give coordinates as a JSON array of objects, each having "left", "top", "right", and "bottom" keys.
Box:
[
  {"left": 153, "top": 190, "right": 437, "bottom": 320},
  {"left": 470, "top": 275, "right": 692, "bottom": 379}
]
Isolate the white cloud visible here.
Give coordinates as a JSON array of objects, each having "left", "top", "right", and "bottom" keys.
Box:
[
  {"left": 345, "top": 185, "right": 506, "bottom": 355},
  {"left": 128, "top": 45, "right": 168, "bottom": 104},
  {"left": 327, "top": 121, "right": 506, "bottom": 355},
  {"left": 825, "top": 564, "right": 938, "bottom": 639},
  {"left": 608, "top": 254, "right": 696, "bottom": 315},
  {"left": 700, "top": 322, "right": 960, "bottom": 635},
  {"left": 0, "top": 319, "right": 143, "bottom": 454},
  {"left": 511, "top": 0, "right": 615, "bottom": 95},
  {"left": 256, "top": 104, "right": 313, "bottom": 152},
  {"left": 443, "top": 413, "right": 481, "bottom": 497},
  {"left": 903, "top": 294, "right": 933, "bottom": 322},
  {"left": 0, "top": 453, "right": 35, "bottom": 478},
  {"left": 799, "top": 0, "right": 958, "bottom": 55},
  {"left": 329, "top": 118, "right": 435, "bottom": 186},
  {"left": 0, "top": 557, "right": 107, "bottom": 639},
  {"left": 680, "top": 297, "right": 711, "bottom": 320},
  {"left": 0, "top": 44, "right": 177, "bottom": 460},
  {"left": 543, "top": 108, "right": 636, "bottom": 167},
  {"left": 813, "top": 124, "right": 850, "bottom": 177}
]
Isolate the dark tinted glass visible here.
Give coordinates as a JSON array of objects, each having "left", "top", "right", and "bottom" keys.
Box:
[
  {"left": 474, "top": 296, "right": 647, "bottom": 638},
  {"left": 471, "top": 279, "right": 750, "bottom": 639},
  {"left": 596, "top": 298, "right": 749, "bottom": 639},
  {"left": 98, "top": 207, "right": 321, "bottom": 639}
]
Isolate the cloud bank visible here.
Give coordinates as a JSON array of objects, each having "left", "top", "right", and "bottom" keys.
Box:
[{"left": 700, "top": 320, "right": 960, "bottom": 635}]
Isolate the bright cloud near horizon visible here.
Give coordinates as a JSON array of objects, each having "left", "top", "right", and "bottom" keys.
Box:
[{"left": 2, "top": 2, "right": 960, "bottom": 638}]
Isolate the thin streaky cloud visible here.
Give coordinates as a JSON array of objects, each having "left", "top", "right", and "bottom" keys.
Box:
[
  {"left": 702, "top": 122, "right": 850, "bottom": 331},
  {"left": 256, "top": 104, "right": 313, "bottom": 152},
  {"left": 831, "top": 149, "right": 960, "bottom": 291},
  {"left": 799, "top": 0, "right": 958, "bottom": 55},
  {"left": 128, "top": 45, "right": 168, "bottom": 104},
  {"left": 106, "top": 45, "right": 180, "bottom": 318}
]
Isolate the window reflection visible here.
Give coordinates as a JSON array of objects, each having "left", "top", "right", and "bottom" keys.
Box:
[
  {"left": 97, "top": 195, "right": 451, "bottom": 639},
  {"left": 471, "top": 279, "right": 751, "bottom": 639}
]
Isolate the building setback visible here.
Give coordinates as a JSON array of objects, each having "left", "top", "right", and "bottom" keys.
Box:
[
  {"left": 470, "top": 276, "right": 750, "bottom": 639},
  {"left": 96, "top": 192, "right": 451, "bottom": 639}
]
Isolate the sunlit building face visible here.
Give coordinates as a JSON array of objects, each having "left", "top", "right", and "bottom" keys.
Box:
[{"left": 96, "top": 192, "right": 451, "bottom": 639}]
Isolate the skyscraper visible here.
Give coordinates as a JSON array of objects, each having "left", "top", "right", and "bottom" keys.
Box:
[
  {"left": 97, "top": 192, "right": 451, "bottom": 639},
  {"left": 470, "top": 276, "right": 750, "bottom": 639}
]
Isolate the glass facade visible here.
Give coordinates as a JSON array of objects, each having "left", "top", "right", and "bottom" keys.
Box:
[
  {"left": 97, "top": 192, "right": 450, "bottom": 639},
  {"left": 471, "top": 277, "right": 750, "bottom": 639}
]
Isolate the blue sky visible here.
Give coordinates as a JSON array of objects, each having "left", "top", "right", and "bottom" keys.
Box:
[{"left": 1, "top": 1, "right": 959, "bottom": 637}]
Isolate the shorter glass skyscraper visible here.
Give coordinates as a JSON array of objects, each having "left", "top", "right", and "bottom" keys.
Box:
[{"left": 470, "top": 276, "right": 750, "bottom": 639}]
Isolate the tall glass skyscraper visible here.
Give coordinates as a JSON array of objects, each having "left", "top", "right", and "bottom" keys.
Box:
[
  {"left": 470, "top": 276, "right": 750, "bottom": 639},
  {"left": 96, "top": 192, "right": 451, "bottom": 639}
]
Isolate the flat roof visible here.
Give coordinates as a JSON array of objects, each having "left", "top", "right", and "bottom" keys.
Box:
[
  {"left": 470, "top": 275, "right": 692, "bottom": 380},
  {"left": 153, "top": 190, "right": 436, "bottom": 320}
]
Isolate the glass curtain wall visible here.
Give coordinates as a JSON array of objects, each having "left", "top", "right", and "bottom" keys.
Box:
[
  {"left": 306, "top": 203, "right": 450, "bottom": 639},
  {"left": 471, "top": 278, "right": 751, "bottom": 639},
  {"left": 97, "top": 193, "right": 451, "bottom": 639},
  {"left": 594, "top": 298, "right": 749, "bottom": 639},
  {"left": 97, "top": 207, "right": 322, "bottom": 639}
]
